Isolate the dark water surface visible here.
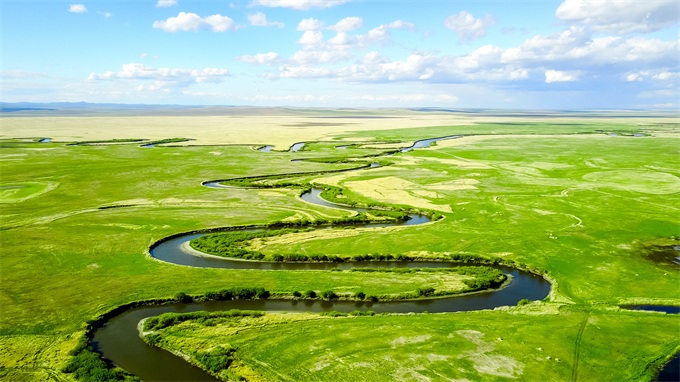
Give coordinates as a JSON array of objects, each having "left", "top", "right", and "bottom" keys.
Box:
[
  {"left": 657, "top": 353, "right": 680, "bottom": 381},
  {"left": 621, "top": 305, "right": 680, "bottom": 314}
]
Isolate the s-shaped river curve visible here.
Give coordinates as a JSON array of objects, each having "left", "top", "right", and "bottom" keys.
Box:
[{"left": 91, "top": 142, "right": 552, "bottom": 381}]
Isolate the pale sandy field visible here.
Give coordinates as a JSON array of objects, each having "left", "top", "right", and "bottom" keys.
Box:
[
  {"left": 1, "top": 113, "right": 475, "bottom": 148},
  {"left": 4, "top": 111, "right": 674, "bottom": 149}
]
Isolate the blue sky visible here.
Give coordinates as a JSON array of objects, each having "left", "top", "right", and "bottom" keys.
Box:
[{"left": 1, "top": 0, "right": 678, "bottom": 109}]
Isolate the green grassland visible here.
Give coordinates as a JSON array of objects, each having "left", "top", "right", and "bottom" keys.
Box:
[
  {"left": 146, "top": 307, "right": 679, "bottom": 381},
  {"left": 0, "top": 115, "right": 679, "bottom": 381}
]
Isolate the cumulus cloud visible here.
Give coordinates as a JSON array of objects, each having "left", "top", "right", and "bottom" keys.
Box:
[
  {"left": 297, "top": 30, "right": 324, "bottom": 46},
  {"left": 282, "top": 18, "right": 416, "bottom": 67},
  {"left": 329, "top": 17, "right": 363, "bottom": 32},
  {"left": 153, "top": 12, "right": 202, "bottom": 32},
  {"left": 237, "top": 52, "right": 280, "bottom": 64},
  {"left": 153, "top": 12, "right": 235, "bottom": 32},
  {"left": 555, "top": 0, "right": 679, "bottom": 34},
  {"left": 250, "top": 0, "right": 351, "bottom": 10},
  {"left": 297, "top": 18, "right": 323, "bottom": 31},
  {"left": 248, "top": 12, "right": 284, "bottom": 27},
  {"left": 87, "top": 63, "right": 229, "bottom": 87},
  {"left": 359, "top": 20, "right": 414, "bottom": 46},
  {"left": 156, "top": 0, "right": 177, "bottom": 8},
  {"left": 204, "top": 14, "right": 235, "bottom": 32},
  {"left": 68, "top": 4, "right": 87, "bottom": 13},
  {"left": 626, "top": 70, "right": 679, "bottom": 82},
  {"left": 545, "top": 70, "right": 579, "bottom": 83},
  {"left": 444, "top": 11, "right": 495, "bottom": 42}
]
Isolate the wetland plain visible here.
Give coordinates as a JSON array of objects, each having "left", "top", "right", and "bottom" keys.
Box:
[{"left": 1, "top": 108, "right": 678, "bottom": 381}]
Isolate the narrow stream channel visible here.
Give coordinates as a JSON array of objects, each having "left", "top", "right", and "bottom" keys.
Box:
[{"left": 401, "top": 135, "right": 462, "bottom": 152}]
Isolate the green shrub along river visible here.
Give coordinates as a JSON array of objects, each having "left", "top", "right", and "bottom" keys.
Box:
[{"left": 0, "top": 115, "right": 678, "bottom": 381}]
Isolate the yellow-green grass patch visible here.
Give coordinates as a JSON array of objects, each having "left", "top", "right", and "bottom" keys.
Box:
[{"left": 0, "top": 181, "right": 57, "bottom": 203}]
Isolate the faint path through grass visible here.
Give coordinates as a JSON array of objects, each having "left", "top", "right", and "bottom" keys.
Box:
[{"left": 571, "top": 313, "right": 590, "bottom": 382}]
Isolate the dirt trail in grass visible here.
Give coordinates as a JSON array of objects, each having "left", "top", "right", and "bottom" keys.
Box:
[{"left": 571, "top": 313, "right": 590, "bottom": 382}]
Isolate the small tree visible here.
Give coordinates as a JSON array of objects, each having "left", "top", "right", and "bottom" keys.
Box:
[
  {"left": 417, "top": 287, "right": 435, "bottom": 297},
  {"left": 292, "top": 291, "right": 302, "bottom": 298},
  {"left": 355, "top": 291, "right": 366, "bottom": 300},
  {"left": 175, "top": 292, "right": 192, "bottom": 303},
  {"left": 304, "top": 290, "right": 317, "bottom": 298},
  {"left": 321, "top": 290, "right": 338, "bottom": 300}
]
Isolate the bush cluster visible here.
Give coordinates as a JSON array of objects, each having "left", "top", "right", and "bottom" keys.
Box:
[
  {"left": 144, "top": 309, "right": 264, "bottom": 331},
  {"left": 195, "top": 346, "right": 236, "bottom": 373},
  {"left": 203, "top": 287, "right": 270, "bottom": 301},
  {"left": 62, "top": 339, "right": 139, "bottom": 381}
]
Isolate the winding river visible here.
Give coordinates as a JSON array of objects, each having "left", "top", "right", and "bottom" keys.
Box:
[
  {"left": 93, "top": 179, "right": 551, "bottom": 381},
  {"left": 87, "top": 134, "right": 680, "bottom": 381}
]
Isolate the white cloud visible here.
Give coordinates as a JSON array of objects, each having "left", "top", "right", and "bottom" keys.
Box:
[
  {"left": 387, "top": 20, "right": 415, "bottom": 30},
  {"left": 250, "top": 0, "right": 350, "bottom": 10},
  {"left": 87, "top": 63, "right": 229, "bottom": 86},
  {"left": 360, "top": 20, "right": 416, "bottom": 46},
  {"left": 556, "top": 0, "right": 679, "bottom": 34},
  {"left": 545, "top": 70, "right": 579, "bottom": 83},
  {"left": 297, "top": 18, "right": 323, "bottom": 31},
  {"left": 155, "top": 0, "right": 177, "bottom": 8},
  {"left": 153, "top": 12, "right": 235, "bottom": 32},
  {"left": 237, "top": 52, "right": 280, "bottom": 64},
  {"left": 626, "top": 73, "right": 643, "bottom": 82},
  {"left": 444, "top": 11, "right": 495, "bottom": 42},
  {"left": 653, "top": 72, "right": 679, "bottom": 80},
  {"left": 204, "top": 14, "right": 235, "bottom": 32},
  {"left": 153, "top": 12, "right": 202, "bottom": 32},
  {"left": 331, "top": 53, "right": 439, "bottom": 82},
  {"left": 286, "top": 18, "right": 416, "bottom": 67},
  {"left": 248, "top": 12, "right": 284, "bottom": 27},
  {"left": 68, "top": 4, "right": 87, "bottom": 13},
  {"left": 329, "top": 17, "right": 363, "bottom": 32},
  {"left": 626, "top": 70, "right": 679, "bottom": 81},
  {"left": 497, "top": 27, "right": 678, "bottom": 68},
  {"left": 297, "top": 30, "right": 324, "bottom": 46}
]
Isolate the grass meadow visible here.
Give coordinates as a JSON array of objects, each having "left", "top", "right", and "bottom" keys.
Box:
[{"left": 0, "top": 111, "right": 678, "bottom": 381}]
